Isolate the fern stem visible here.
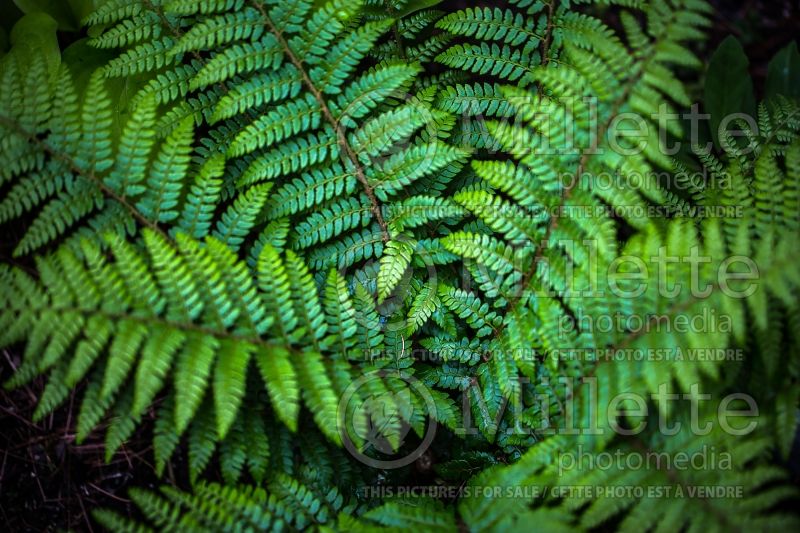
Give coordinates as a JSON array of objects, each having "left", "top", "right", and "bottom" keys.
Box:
[
  {"left": 143, "top": 0, "right": 183, "bottom": 41},
  {"left": 628, "top": 435, "right": 741, "bottom": 529},
  {"left": 392, "top": 22, "right": 407, "bottom": 60},
  {"left": 541, "top": 0, "right": 556, "bottom": 66},
  {"left": 51, "top": 303, "right": 295, "bottom": 355},
  {"left": 387, "top": 2, "right": 407, "bottom": 61},
  {"left": 141, "top": 0, "right": 233, "bottom": 99},
  {"left": 383, "top": 2, "right": 408, "bottom": 60},
  {"left": 249, "top": 1, "right": 391, "bottom": 242}
]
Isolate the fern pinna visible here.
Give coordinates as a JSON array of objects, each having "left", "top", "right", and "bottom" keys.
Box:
[{"left": 1, "top": 0, "right": 800, "bottom": 531}]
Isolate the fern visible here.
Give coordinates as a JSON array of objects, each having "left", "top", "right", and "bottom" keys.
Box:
[
  {"left": 0, "top": 229, "right": 418, "bottom": 480},
  {"left": 2, "top": 0, "right": 800, "bottom": 530},
  {"left": 0, "top": 54, "right": 266, "bottom": 256},
  {"left": 82, "top": 0, "right": 472, "bottom": 256}
]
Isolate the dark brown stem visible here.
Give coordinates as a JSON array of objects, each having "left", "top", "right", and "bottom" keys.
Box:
[
  {"left": 541, "top": 0, "right": 556, "bottom": 66},
  {"left": 250, "top": 1, "right": 391, "bottom": 242},
  {"left": 46, "top": 303, "right": 299, "bottom": 355}
]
